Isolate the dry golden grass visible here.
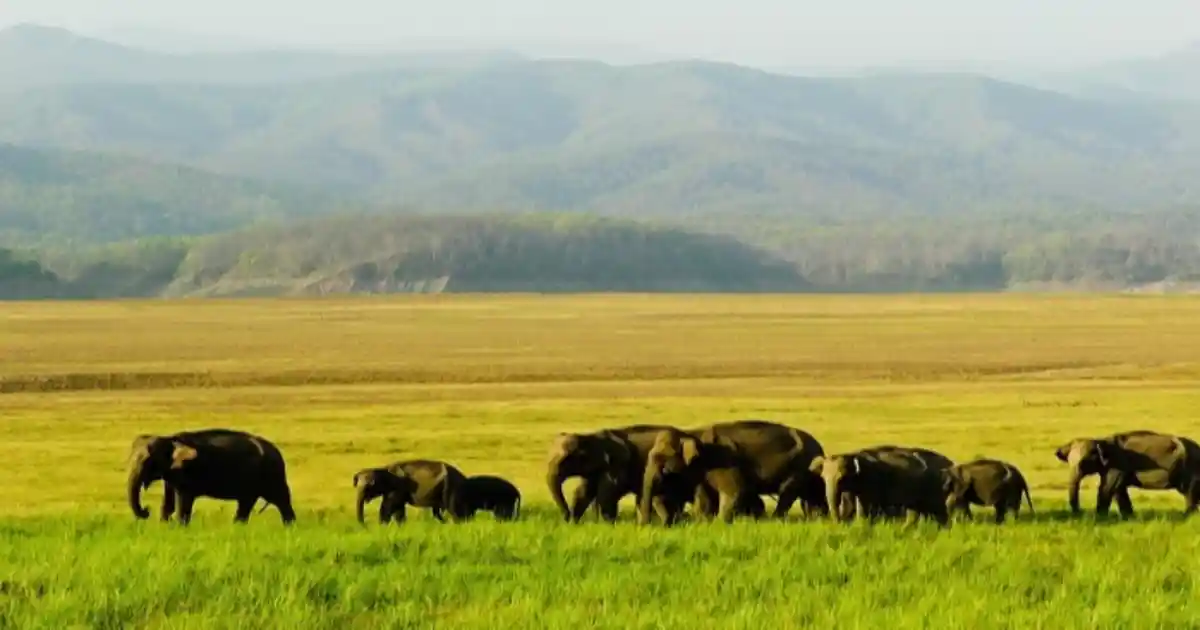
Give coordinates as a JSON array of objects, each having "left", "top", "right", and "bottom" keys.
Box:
[{"left": 3, "top": 293, "right": 1200, "bottom": 517}]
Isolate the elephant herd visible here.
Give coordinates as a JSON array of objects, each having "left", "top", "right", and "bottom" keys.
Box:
[{"left": 124, "top": 422, "right": 1200, "bottom": 527}]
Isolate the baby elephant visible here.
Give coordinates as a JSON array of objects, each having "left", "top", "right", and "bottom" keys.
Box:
[
  {"left": 459, "top": 475, "right": 522, "bottom": 521},
  {"left": 942, "top": 459, "right": 1034, "bottom": 523},
  {"left": 353, "top": 459, "right": 467, "bottom": 525}
]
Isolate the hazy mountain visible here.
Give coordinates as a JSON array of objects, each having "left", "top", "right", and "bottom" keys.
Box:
[
  {"left": 93, "top": 27, "right": 281, "bottom": 54},
  {"left": 0, "top": 142, "right": 339, "bottom": 245},
  {"left": 1047, "top": 42, "right": 1200, "bottom": 102},
  {"left": 6, "top": 27, "right": 1200, "bottom": 295},
  {"left": 0, "top": 23, "right": 524, "bottom": 89},
  {"left": 1, "top": 54, "right": 1197, "bottom": 219}
]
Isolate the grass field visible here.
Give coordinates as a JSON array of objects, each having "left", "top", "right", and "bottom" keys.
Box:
[{"left": 4, "top": 294, "right": 1200, "bottom": 628}]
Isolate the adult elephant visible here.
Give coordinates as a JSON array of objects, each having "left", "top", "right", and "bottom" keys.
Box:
[
  {"left": 638, "top": 420, "right": 827, "bottom": 524},
  {"left": 126, "top": 429, "right": 296, "bottom": 525},
  {"left": 546, "top": 425, "right": 674, "bottom": 522},
  {"left": 1055, "top": 430, "right": 1200, "bottom": 517},
  {"left": 811, "top": 445, "right": 954, "bottom": 524}
]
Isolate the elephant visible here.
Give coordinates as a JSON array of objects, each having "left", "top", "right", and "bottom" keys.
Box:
[
  {"left": 546, "top": 425, "right": 675, "bottom": 523},
  {"left": 1055, "top": 430, "right": 1200, "bottom": 517},
  {"left": 457, "top": 475, "right": 522, "bottom": 521},
  {"left": 126, "top": 428, "right": 296, "bottom": 525},
  {"left": 353, "top": 459, "right": 466, "bottom": 525},
  {"left": 638, "top": 420, "right": 827, "bottom": 524},
  {"left": 811, "top": 445, "right": 953, "bottom": 526},
  {"left": 941, "top": 458, "right": 1034, "bottom": 523},
  {"left": 644, "top": 459, "right": 767, "bottom": 525}
]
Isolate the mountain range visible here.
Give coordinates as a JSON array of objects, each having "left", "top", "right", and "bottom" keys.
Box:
[{"left": 2, "top": 23, "right": 1200, "bottom": 296}]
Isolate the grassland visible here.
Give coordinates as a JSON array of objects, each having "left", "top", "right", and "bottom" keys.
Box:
[{"left": 4, "top": 294, "right": 1200, "bottom": 628}]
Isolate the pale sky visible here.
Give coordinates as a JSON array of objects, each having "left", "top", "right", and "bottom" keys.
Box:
[{"left": 1, "top": 0, "right": 1198, "bottom": 70}]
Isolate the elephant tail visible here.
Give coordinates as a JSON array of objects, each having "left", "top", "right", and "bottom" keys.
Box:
[
  {"left": 1018, "top": 475, "right": 1035, "bottom": 513},
  {"left": 441, "top": 466, "right": 457, "bottom": 520},
  {"left": 514, "top": 494, "right": 521, "bottom": 520}
]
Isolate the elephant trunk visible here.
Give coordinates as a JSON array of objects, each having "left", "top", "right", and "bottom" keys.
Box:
[
  {"left": 1067, "top": 467, "right": 1083, "bottom": 514},
  {"left": 355, "top": 486, "right": 369, "bottom": 525},
  {"left": 638, "top": 468, "right": 659, "bottom": 525},
  {"left": 546, "top": 464, "right": 570, "bottom": 521},
  {"left": 127, "top": 460, "right": 150, "bottom": 520},
  {"left": 826, "top": 482, "right": 844, "bottom": 522}
]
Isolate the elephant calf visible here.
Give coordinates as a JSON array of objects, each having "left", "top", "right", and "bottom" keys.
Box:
[
  {"left": 942, "top": 459, "right": 1034, "bottom": 523},
  {"left": 353, "top": 459, "right": 466, "bottom": 525},
  {"left": 458, "top": 475, "right": 522, "bottom": 521}
]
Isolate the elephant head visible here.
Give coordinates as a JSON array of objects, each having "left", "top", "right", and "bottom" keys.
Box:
[
  {"left": 126, "top": 435, "right": 199, "bottom": 520},
  {"left": 638, "top": 430, "right": 702, "bottom": 524},
  {"left": 809, "top": 454, "right": 866, "bottom": 522},
  {"left": 545, "top": 431, "right": 632, "bottom": 520},
  {"left": 940, "top": 467, "right": 968, "bottom": 512},
  {"left": 1054, "top": 438, "right": 1113, "bottom": 513},
  {"left": 352, "top": 468, "right": 409, "bottom": 525}
]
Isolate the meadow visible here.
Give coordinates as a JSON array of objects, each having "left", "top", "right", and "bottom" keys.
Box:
[{"left": 3, "top": 294, "right": 1200, "bottom": 628}]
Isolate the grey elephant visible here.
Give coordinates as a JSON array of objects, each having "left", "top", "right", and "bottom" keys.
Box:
[
  {"left": 353, "top": 459, "right": 467, "bottom": 525},
  {"left": 1055, "top": 430, "right": 1200, "bottom": 517},
  {"left": 638, "top": 420, "right": 827, "bottom": 525},
  {"left": 126, "top": 429, "right": 296, "bottom": 525},
  {"left": 458, "top": 475, "right": 522, "bottom": 521},
  {"left": 652, "top": 468, "right": 767, "bottom": 525},
  {"left": 811, "top": 445, "right": 953, "bottom": 526},
  {"left": 546, "top": 424, "right": 677, "bottom": 523},
  {"left": 941, "top": 458, "right": 1034, "bottom": 523}
]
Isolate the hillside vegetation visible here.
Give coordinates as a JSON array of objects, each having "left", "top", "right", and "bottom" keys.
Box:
[
  {"left": 4, "top": 26, "right": 1200, "bottom": 294},
  {"left": 5, "top": 214, "right": 805, "bottom": 299},
  {"left": 0, "top": 143, "right": 337, "bottom": 246}
]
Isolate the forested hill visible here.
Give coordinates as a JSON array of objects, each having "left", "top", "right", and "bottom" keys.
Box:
[
  {"left": 0, "top": 143, "right": 339, "bottom": 246},
  {"left": 4, "top": 25, "right": 1200, "bottom": 295},
  {"left": 15, "top": 215, "right": 808, "bottom": 299}
]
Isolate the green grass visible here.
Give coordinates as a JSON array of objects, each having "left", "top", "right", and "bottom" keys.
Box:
[
  {"left": 4, "top": 510, "right": 1200, "bottom": 629},
  {"left": 4, "top": 295, "right": 1200, "bottom": 627}
]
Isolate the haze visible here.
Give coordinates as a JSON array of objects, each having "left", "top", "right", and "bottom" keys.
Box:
[{"left": 2, "top": 0, "right": 1198, "bottom": 71}]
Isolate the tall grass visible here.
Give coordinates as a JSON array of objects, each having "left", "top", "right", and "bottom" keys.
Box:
[{"left": 3, "top": 509, "right": 1200, "bottom": 629}]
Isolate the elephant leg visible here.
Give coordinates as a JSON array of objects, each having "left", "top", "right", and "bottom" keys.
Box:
[
  {"left": 774, "top": 477, "right": 799, "bottom": 519},
  {"left": 692, "top": 484, "right": 718, "bottom": 521},
  {"left": 267, "top": 483, "right": 296, "bottom": 525},
  {"left": 652, "top": 496, "right": 676, "bottom": 526},
  {"left": 390, "top": 502, "right": 408, "bottom": 524},
  {"left": 570, "top": 479, "right": 599, "bottom": 523},
  {"left": 1114, "top": 486, "right": 1134, "bottom": 518},
  {"left": 176, "top": 493, "right": 196, "bottom": 526},
  {"left": 234, "top": 497, "right": 257, "bottom": 523},
  {"left": 993, "top": 503, "right": 1008, "bottom": 524},
  {"left": 1183, "top": 478, "right": 1200, "bottom": 516},
  {"left": 159, "top": 483, "right": 176, "bottom": 522},
  {"left": 1097, "top": 470, "right": 1131, "bottom": 518}
]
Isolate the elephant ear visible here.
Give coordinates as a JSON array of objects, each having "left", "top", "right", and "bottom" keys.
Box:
[
  {"left": 1094, "top": 441, "right": 1115, "bottom": 467},
  {"left": 808, "top": 455, "right": 825, "bottom": 474},
  {"left": 169, "top": 442, "right": 199, "bottom": 469},
  {"left": 604, "top": 439, "right": 633, "bottom": 470},
  {"left": 940, "top": 470, "right": 958, "bottom": 494},
  {"left": 352, "top": 469, "right": 373, "bottom": 487},
  {"left": 1054, "top": 441, "right": 1076, "bottom": 463},
  {"left": 681, "top": 436, "right": 702, "bottom": 466}
]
